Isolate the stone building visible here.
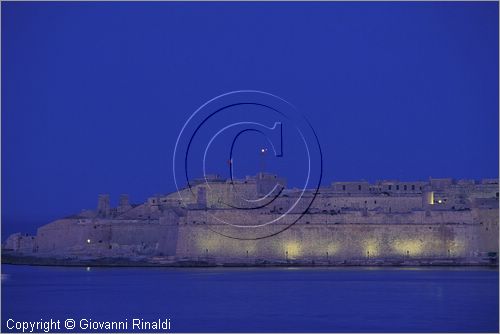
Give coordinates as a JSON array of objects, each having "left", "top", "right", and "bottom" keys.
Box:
[{"left": 3, "top": 174, "right": 499, "bottom": 266}]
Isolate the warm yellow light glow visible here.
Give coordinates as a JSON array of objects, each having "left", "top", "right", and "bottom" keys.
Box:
[
  {"left": 427, "top": 191, "right": 435, "bottom": 205},
  {"left": 393, "top": 239, "right": 423, "bottom": 256},
  {"left": 197, "top": 234, "right": 220, "bottom": 254},
  {"left": 448, "top": 240, "right": 465, "bottom": 257},
  {"left": 363, "top": 239, "right": 379, "bottom": 257},
  {"left": 285, "top": 241, "right": 301, "bottom": 259},
  {"left": 326, "top": 243, "right": 338, "bottom": 255}
]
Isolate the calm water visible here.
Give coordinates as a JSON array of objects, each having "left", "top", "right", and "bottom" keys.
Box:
[{"left": 1, "top": 265, "right": 498, "bottom": 333}]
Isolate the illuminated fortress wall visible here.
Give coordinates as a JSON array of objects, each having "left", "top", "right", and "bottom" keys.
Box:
[
  {"left": 3, "top": 175, "right": 498, "bottom": 265},
  {"left": 174, "top": 207, "right": 498, "bottom": 261}
]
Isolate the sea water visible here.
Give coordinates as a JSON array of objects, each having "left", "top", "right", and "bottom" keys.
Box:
[{"left": 1, "top": 265, "right": 498, "bottom": 332}]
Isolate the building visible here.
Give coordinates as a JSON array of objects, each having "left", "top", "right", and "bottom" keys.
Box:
[{"left": 3, "top": 174, "right": 498, "bottom": 266}]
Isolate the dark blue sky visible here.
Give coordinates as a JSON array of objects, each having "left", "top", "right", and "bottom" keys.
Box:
[{"left": 2, "top": 2, "right": 498, "bottom": 236}]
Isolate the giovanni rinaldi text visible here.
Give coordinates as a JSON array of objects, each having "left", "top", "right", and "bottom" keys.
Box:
[{"left": 6, "top": 318, "right": 172, "bottom": 333}]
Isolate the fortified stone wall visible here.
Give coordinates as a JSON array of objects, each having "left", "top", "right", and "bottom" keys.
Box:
[
  {"left": 181, "top": 207, "right": 476, "bottom": 226},
  {"left": 32, "top": 218, "right": 180, "bottom": 257},
  {"left": 3, "top": 175, "right": 498, "bottom": 265},
  {"left": 3, "top": 233, "right": 36, "bottom": 253},
  {"left": 36, "top": 219, "right": 102, "bottom": 253},
  {"left": 310, "top": 195, "right": 423, "bottom": 213},
  {"left": 107, "top": 219, "right": 179, "bottom": 256},
  {"left": 174, "top": 208, "right": 498, "bottom": 261}
]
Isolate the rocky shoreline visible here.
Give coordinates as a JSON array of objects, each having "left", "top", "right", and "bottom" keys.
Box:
[{"left": 3, "top": 252, "right": 497, "bottom": 268}]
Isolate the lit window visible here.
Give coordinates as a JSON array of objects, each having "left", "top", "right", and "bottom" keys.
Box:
[{"left": 428, "top": 192, "right": 435, "bottom": 205}]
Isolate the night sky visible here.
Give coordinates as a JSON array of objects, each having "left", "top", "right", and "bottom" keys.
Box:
[{"left": 2, "top": 2, "right": 498, "bottom": 237}]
